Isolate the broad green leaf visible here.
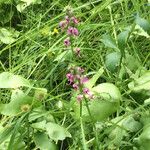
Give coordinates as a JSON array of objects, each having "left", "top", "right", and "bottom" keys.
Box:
[
  {"left": 0, "top": 72, "right": 30, "bottom": 88},
  {"left": 136, "top": 15, "right": 150, "bottom": 35},
  {"left": 0, "top": 28, "right": 19, "bottom": 44},
  {"left": 34, "top": 132, "right": 57, "bottom": 150},
  {"left": 122, "top": 116, "right": 142, "bottom": 132},
  {"left": 88, "top": 83, "right": 121, "bottom": 121},
  {"left": 125, "top": 54, "right": 140, "bottom": 72},
  {"left": 128, "top": 71, "right": 150, "bottom": 92},
  {"left": 46, "top": 122, "right": 71, "bottom": 142},
  {"left": 138, "top": 125, "right": 150, "bottom": 150},
  {"left": 1, "top": 89, "right": 33, "bottom": 116},
  {"left": 92, "top": 83, "right": 121, "bottom": 102},
  {"left": 31, "top": 120, "right": 46, "bottom": 130},
  {"left": 85, "top": 67, "right": 104, "bottom": 89},
  {"left": 17, "top": 0, "right": 42, "bottom": 12},
  {"left": 101, "top": 34, "right": 118, "bottom": 50},
  {"left": 109, "top": 127, "right": 126, "bottom": 147},
  {"left": 105, "top": 52, "right": 121, "bottom": 73}
]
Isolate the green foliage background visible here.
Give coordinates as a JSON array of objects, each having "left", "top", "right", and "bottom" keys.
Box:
[{"left": 0, "top": 0, "right": 150, "bottom": 149}]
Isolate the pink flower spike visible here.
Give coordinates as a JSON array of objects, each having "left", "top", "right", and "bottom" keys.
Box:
[
  {"left": 77, "top": 67, "right": 85, "bottom": 73},
  {"left": 64, "top": 38, "right": 70, "bottom": 47},
  {"left": 83, "top": 88, "right": 90, "bottom": 94},
  {"left": 67, "top": 27, "right": 74, "bottom": 35},
  {"left": 71, "top": 17, "right": 79, "bottom": 24},
  {"left": 77, "top": 94, "right": 83, "bottom": 102},
  {"left": 75, "top": 74, "right": 81, "bottom": 80},
  {"left": 66, "top": 73, "right": 74, "bottom": 84},
  {"left": 75, "top": 48, "right": 81, "bottom": 57},
  {"left": 80, "top": 77, "right": 89, "bottom": 84},
  {"left": 88, "top": 92, "right": 94, "bottom": 99},
  {"left": 65, "top": 16, "right": 70, "bottom": 23},
  {"left": 73, "top": 27, "right": 79, "bottom": 36},
  {"left": 72, "top": 83, "right": 79, "bottom": 90},
  {"left": 59, "top": 20, "right": 67, "bottom": 28}
]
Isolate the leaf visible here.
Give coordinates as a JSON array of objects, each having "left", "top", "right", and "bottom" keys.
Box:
[
  {"left": 105, "top": 52, "right": 121, "bottom": 73},
  {"left": 0, "top": 28, "right": 19, "bottom": 44},
  {"left": 34, "top": 132, "right": 57, "bottom": 150},
  {"left": 1, "top": 89, "right": 33, "bottom": 116},
  {"left": 109, "top": 127, "right": 127, "bottom": 147},
  {"left": 0, "top": 72, "right": 30, "bottom": 88},
  {"left": 122, "top": 116, "right": 142, "bottom": 132},
  {"left": 133, "top": 25, "right": 150, "bottom": 38},
  {"left": 101, "top": 34, "right": 118, "bottom": 50},
  {"left": 88, "top": 83, "right": 121, "bottom": 121},
  {"left": 46, "top": 122, "right": 71, "bottom": 142},
  {"left": 28, "top": 107, "right": 55, "bottom": 122},
  {"left": 85, "top": 67, "right": 104, "bottom": 89},
  {"left": 0, "top": 126, "right": 13, "bottom": 144},
  {"left": 125, "top": 54, "right": 140, "bottom": 72},
  {"left": 138, "top": 125, "right": 150, "bottom": 150},
  {"left": 17, "top": 0, "right": 42, "bottom": 12},
  {"left": 118, "top": 27, "right": 132, "bottom": 56},
  {"left": 31, "top": 120, "right": 46, "bottom": 130},
  {"left": 135, "top": 15, "right": 150, "bottom": 35},
  {"left": 128, "top": 71, "right": 150, "bottom": 92}
]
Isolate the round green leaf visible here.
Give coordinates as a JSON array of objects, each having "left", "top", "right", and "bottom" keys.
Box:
[{"left": 46, "top": 122, "right": 71, "bottom": 142}]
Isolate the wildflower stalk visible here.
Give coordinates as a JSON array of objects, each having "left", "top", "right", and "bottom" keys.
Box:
[
  {"left": 80, "top": 116, "right": 88, "bottom": 150},
  {"left": 83, "top": 95, "right": 100, "bottom": 150}
]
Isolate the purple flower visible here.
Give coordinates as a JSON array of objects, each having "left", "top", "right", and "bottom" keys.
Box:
[
  {"left": 64, "top": 38, "right": 71, "bottom": 47},
  {"left": 73, "top": 27, "right": 79, "bottom": 36},
  {"left": 83, "top": 88, "right": 94, "bottom": 99},
  {"left": 77, "top": 67, "right": 85, "bottom": 73},
  {"left": 71, "top": 17, "right": 79, "bottom": 24},
  {"left": 67, "top": 27, "right": 79, "bottom": 36},
  {"left": 80, "top": 77, "right": 89, "bottom": 84},
  {"left": 87, "top": 92, "right": 94, "bottom": 99},
  {"left": 75, "top": 74, "right": 81, "bottom": 80},
  {"left": 77, "top": 94, "right": 83, "bottom": 102},
  {"left": 66, "top": 73, "right": 74, "bottom": 84},
  {"left": 65, "top": 16, "right": 70, "bottom": 23},
  {"left": 75, "top": 47, "right": 81, "bottom": 57},
  {"left": 59, "top": 21, "right": 67, "bottom": 28},
  {"left": 72, "top": 83, "right": 79, "bottom": 90},
  {"left": 83, "top": 88, "right": 90, "bottom": 94},
  {"left": 67, "top": 27, "right": 74, "bottom": 35}
]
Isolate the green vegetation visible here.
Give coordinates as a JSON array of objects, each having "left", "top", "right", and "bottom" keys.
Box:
[{"left": 0, "top": 0, "right": 150, "bottom": 149}]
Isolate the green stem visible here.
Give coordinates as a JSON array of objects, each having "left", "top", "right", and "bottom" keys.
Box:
[
  {"left": 84, "top": 96, "right": 100, "bottom": 150},
  {"left": 80, "top": 116, "right": 88, "bottom": 150}
]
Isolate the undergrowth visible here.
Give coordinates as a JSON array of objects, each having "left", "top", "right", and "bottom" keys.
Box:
[{"left": 0, "top": 0, "right": 150, "bottom": 150}]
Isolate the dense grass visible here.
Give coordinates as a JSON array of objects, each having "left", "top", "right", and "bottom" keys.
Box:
[{"left": 0, "top": 0, "right": 150, "bottom": 149}]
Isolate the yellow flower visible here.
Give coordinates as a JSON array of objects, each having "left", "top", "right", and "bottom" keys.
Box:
[{"left": 52, "top": 28, "right": 59, "bottom": 35}]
